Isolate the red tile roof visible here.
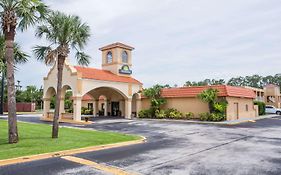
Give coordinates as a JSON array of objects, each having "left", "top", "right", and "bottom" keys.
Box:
[
  {"left": 160, "top": 85, "right": 255, "bottom": 99},
  {"left": 74, "top": 66, "right": 142, "bottom": 84}
]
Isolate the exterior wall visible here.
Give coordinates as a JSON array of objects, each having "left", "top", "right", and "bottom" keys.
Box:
[
  {"left": 245, "top": 86, "right": 265, "bottom": 102},
  {"left": 226, "top": 97, "right": 257, "bottom": 121},
  {"left": 140, "top": 97, "right": 257, "bottom": 121},
  {"left": 141, "top": 97, "right": 209, "bottom": 118},
  {"left": 163, "top": 97, "right": 209, "bottom": 117},
  {"left": 264, "top": 86, "right": 281, "bottom": 108},
  {"left": 101, "top": 47, "right": 132, "bottom": 77}
]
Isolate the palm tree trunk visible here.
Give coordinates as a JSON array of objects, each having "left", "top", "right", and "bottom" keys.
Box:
[
  {"left": 5, "top": 37, "right": 18, "bottom": 143},
  {"left": 0, "top": 71, "right": 5, "bottom": 115},
  {"left": 52, "top": 55, "right": 65, "bottom": 138}
]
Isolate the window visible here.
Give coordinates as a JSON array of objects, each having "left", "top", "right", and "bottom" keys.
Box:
[
  {"left": 246, "top": 104, "right": 249, "bottom": 112},
  {"left": 106, "top": 51, "right": 113, "bottom": 63},
  {"left": 122, "top": 51, "right": 128, "bottom": 63}
]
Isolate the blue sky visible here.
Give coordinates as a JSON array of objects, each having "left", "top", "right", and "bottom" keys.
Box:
[{"left": 15, "top": 0, "right": 281, "bottom": 88}]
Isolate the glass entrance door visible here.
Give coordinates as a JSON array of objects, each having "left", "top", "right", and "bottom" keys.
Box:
[{"left": 111, "top": 102, "right": 120, "bottom": 116}]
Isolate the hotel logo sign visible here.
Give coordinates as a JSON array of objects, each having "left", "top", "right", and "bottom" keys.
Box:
[{"left": 119, "top": 65, "right": 132, "bottom": 75}]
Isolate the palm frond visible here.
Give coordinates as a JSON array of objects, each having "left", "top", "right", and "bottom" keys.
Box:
[
  {"left": 75, "top": 52, "right": 90, "bottom": 66},
  {"left": 16, "top": 0, "right": 49, "bottom": 31},
  {"left": 14, "top": 43, "right": 29, "bottom": 64},
  {"left": 32, "top": 45, "right": 56, "bottom": 65}
]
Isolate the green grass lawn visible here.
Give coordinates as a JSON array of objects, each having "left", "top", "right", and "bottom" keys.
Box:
[{"left": 0, "top": 120, "right": 141, "bottom": 160}]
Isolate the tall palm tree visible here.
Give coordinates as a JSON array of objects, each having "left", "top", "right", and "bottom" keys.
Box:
[
  {"left": 33, "top": 11, "right": 91, "bottom": 138},
  {"left": 0, "top": 0, "right": 48, "bottom": 143},
  {"left": 0, "top": 34, "right": 29, "bottom": 115}
]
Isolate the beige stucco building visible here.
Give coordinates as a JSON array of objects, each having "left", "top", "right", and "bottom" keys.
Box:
[
  {"left": 42, "top": 42, "right": 259, "bottom": 122},
  {"left": 245, "top": 84, "right": 281, "bottom": 108},
  {"left": 141, "top": 85, "right": 258, "bottom": 120},
  {"left": 43, "top": 43, "right": 143, "bottom": 121}
]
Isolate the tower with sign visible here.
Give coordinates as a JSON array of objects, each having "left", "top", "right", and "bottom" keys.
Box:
[{"left": 99, "top": 42, "right": 134, "bottom": 77}]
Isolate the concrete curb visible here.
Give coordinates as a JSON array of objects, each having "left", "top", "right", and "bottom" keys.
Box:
[
  {"left": 136, "top": 115, "right": 277, "bottom": 125},
  {"left": 0, "top": 137, "right": 146, "bottom": 167},
  {"left": 40, "top": 117, "right": 93, "bottom": 125}
]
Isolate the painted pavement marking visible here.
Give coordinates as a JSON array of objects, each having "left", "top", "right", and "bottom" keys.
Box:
[{"left": 61, "top": 156, "right": 138, "bottom": 175}]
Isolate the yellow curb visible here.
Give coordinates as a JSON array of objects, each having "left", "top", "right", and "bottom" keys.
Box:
[
  {"left": 40, "top": 117, "right": 93, "bottom": 125},
  {"left": 61, "top": 156, "right": 138, "bottom": 175},
  {"left": 0, "top": 137, "right": 146, "bottom": 167}
]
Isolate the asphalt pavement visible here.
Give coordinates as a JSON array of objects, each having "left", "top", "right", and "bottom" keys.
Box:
[{"left": 1, "top": 115, "right": 281, "bottom": 175}]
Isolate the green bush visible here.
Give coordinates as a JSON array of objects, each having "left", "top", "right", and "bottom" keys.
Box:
[
  {"left": 210, "top": 113, "right": 226, "bottom": 122},
  {"left": 185, "top": 112, "right": 195, "bottom": 120},
  {"left": 84, "top": 109, "right": 93, "bottom": 115},
  {"left": 138, "top": 109, "right": 153, "bottom": 118},
  {"left": 254, "top": 101, "right": 266, "bottom": 116},
  {"left": 81, "top": 107, "right": 87, "bottom": 115},
  {"left": 164, "top": 108, "right": 183, "bottom": 119},
  {"left": 155, "top": 110, "right": 167, "bottom": 119},
  {"left": 199, "top": 112, "right": 211, "bottom": 121}
]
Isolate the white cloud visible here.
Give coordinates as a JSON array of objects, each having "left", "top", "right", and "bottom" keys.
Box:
[{"left": 15, "top": 0, "right": 281, "bottom": 88}]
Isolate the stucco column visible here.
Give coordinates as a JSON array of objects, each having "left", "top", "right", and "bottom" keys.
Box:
[
  {"left": 104, "top": 99, "right": 108, "bottom": 116},
  {"left": 93, "top": 100, "right": 98, "bottom": 116},
  {"left": 136, "top": 99, "right": 142, "bottom": 118},
  {"left": 43, "top": 98, "right": 50, "bottom": 118},
  {"left": 125, "top": 98, "right": 132, "bottom": 119},
  {"left": 120, "top": 100, "right": 125, "bottom": 117},
  {"left": 59, "top": 98, "right": 65, "bottom": 119},
  {"left": 73, "top": 96, "right": 82, "bottom": 121}
]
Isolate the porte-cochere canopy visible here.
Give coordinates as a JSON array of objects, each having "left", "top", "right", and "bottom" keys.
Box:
[{"left": 43, "top": 59, "right": 142, "bottom": 121}]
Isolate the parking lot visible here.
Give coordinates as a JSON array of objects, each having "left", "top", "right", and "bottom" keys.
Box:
[{"left": 1, "top": 115, "right": 281, "bottom": 175}]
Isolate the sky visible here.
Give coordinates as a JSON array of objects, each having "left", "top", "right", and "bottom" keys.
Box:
[{"left": 15, "top": 0, "right": 281, "bottom": 88}]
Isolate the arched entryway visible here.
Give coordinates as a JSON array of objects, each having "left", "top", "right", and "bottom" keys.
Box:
[
  {"left": 43, "top": 86, "right": 56, "bottom": 118},
  {"left": 83, "top": 87, "right": 129, "bottom": 118}
]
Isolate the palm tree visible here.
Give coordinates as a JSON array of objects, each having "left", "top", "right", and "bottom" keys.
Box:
[
  {"left": 198, "top": 88, "right": 219, "bottom": 113},
  {"left": 0, "top": 0, "right": 48, "bottom": 143},
  {"left": 0, "top": 35, "right": 29, "bottom": 115},
  {"left": 33, "top": 11, "right": 91, "bottom": 138}
]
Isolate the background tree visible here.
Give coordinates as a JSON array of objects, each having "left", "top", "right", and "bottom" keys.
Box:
[
  {"left": 0, "top": 35, "right": 29, "bottom": 115},
  {"left": 197, "top": 88, "right": 219, "bottom": 113},
  {"left": 0, "top": 0, "right": 48, "bottom": 143},
  {"left": 33, "top": 11, "right": 91, "bottom": 138}
]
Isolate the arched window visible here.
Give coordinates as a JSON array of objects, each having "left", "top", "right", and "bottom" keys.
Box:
[
  {"left": 106, "top": 51, "right": 113, "bottom": 63},
  {"left": 122, "top": 51, "right": 128, "bottom": 63}
]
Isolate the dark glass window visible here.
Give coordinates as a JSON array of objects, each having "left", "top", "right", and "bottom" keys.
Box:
[
  {"left": 122, "top": 51, "right": 128, "bottom": 63},
  {"left": 107, "top": 51, "right": 113, "bottom": 63}
]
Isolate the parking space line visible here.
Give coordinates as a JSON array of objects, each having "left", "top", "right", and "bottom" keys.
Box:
[{"left": 61, "top": 156, "right": 137, "bottom": 175}]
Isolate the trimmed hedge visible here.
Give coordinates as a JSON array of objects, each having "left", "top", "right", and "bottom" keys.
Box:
[{"left": 254, "top": 101, "right": 266, "bottom": 116}]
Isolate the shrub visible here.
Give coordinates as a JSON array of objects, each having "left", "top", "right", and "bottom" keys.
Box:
[
  {"left": 81, "top": 107, "right": 87, "bottom": 115},
  {"left": 199, "top": 112, "right": 211, "bottom": 121},
  {"left": 210, "top": 113, "right": 226, "bottom": 122},
  {"left": 254, "top": 101, "right": 266, "bottom": 116},
  {"left": 213, "top": 102, "right": 227, "bottom": 114},
  {"left": 185, "top": 112, "right": 195, "bottom": 120},
  {"left": 84, "top": 109, "right": 93, "bottom": 115},
  {"left": 164, "top": 108, "right": 183, "bottom": 119},
  {"left": 138, "top": 109, "right": 153, "bottom": 118},
  {"left": 155, "top": 110, "right": 166, "bottom": 119}
]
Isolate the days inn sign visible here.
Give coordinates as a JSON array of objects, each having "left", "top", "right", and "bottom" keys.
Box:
[{"left": 119, "top": 65, "right": 132, "bottom": 75}]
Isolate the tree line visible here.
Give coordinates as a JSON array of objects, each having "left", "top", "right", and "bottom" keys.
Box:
[{"left": 184, "top": 74, "right": 281, "bottom": 89}]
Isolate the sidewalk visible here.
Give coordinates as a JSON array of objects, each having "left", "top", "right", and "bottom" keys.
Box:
[{"left": 136, "top": 114, "right": 277, "bottom": 125}]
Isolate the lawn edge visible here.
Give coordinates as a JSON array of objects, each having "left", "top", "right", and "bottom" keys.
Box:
[{"left": 0, "top": 136, "right": 146, "bottom": 167}]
